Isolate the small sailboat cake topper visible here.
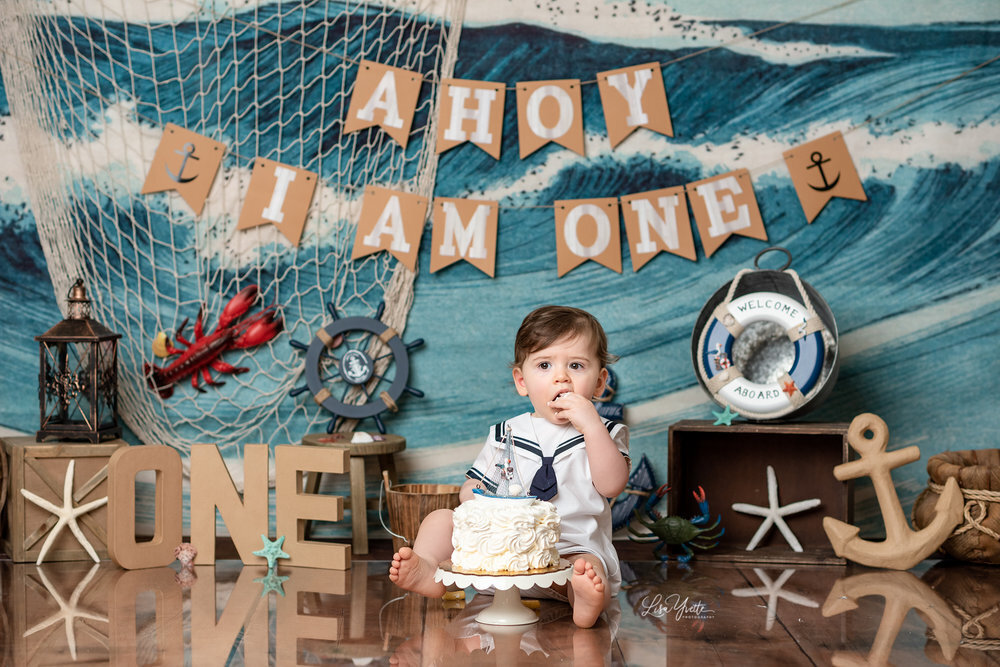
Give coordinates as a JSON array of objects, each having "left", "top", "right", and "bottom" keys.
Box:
[{"left": 476, "top": 424, "right": 532, "bottom": 499}]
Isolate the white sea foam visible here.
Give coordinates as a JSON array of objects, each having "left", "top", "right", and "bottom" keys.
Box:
[
  {"left": 468, "top": 119, "right": 1000, "bottom": 203},
  {"left": 0, "top": 101, "right": 369, "bottom": 262},
  {"left": 37, "top": 0, "right": 887, "bottom": 64},
  {"left": 0, "top": 118, "right": 30, "bottom": 209},
  {"left": 36, "top": 0, "right": 997, "bottom": 26},
  {"left": 5, "top": 95, "right": 997, "bottom": 259},
  {"left": 465, "top": 0, "right": 890, "bottom": 65},
  {"left": 36, "top": 0, "right": 457, "bottom": 23},
  {"left": 468, "top": 0, "right": 1000, "bottom": 28},
  {"left": 211, "top": 167, "right": 366, "bottom": 266}
]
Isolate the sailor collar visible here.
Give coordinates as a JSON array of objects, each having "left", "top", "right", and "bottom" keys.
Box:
[{"left": 489, "top": 413, "right": 596, "bottom": 464}]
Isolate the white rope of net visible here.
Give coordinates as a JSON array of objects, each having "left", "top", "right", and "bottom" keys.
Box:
[{"left": 0, "top": 0, "right": 466, "bottom": 458}]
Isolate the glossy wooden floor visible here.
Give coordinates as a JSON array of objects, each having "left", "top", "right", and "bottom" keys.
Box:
[{"left": 1, "top": 547, "right": 996, "bottom": 665}]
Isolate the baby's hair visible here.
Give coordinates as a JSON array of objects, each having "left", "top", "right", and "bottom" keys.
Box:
[{"left": 512, "top": 305, "right": 617, "bottom": 369}]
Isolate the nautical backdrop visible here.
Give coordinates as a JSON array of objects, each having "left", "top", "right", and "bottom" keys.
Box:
[{"left": 0, "top": 0, "right": 998, "bottom": 538}]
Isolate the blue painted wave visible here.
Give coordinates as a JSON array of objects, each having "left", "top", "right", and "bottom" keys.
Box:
[{"left": 1, "top": 10, "right": 998, "bottom": 537}]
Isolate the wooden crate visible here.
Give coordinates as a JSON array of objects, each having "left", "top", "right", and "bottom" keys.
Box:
[
  {"left": 1, "top": 436, "right": 127, "bottom": 562},
  {"left": 667, "top": 420, "right": 852, "bottom": 565}
]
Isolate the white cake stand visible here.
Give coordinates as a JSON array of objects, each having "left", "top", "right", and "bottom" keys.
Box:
[{"left": 435, "top": 560, "right": 573, "bottom": 626}]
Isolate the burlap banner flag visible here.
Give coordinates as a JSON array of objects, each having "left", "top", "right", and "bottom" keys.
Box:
[
  {"left": 687, "top": 169, "right": 767, "bottom": 258},
  {"left": 351, "top": 185, "right": 429, "bottom": 271},
  {"left": 235, "top": 158, "right": 317, "bottom": 246},
  {"left": 597, "top": 62, "right": 673, "bottom": 149},
  {"left": 517, "top": 79, "right": 585, "bottom": 159},
  {"left": 620, "top": 186, "right": 696, "bottom": 271},
  {"left": 554, "top": 198, "right": 622, "bottom": 277},
  {"left": 429, "top": 197, "right": 499, "bottom": 277},
  {"left": 783, "top": 130, "right": 867, "bottom": 223},
  {"left": 141, "top": 123, "right": 225, "bottom": 216},
  {"left": 435, "top": 79, "right": 506, "bottom": 159},
  {"left": 343, "top": 60, "right": 423, "bottom": 149}
]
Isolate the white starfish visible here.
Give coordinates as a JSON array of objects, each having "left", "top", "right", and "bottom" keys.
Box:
[
  {"left": 731, "top": 568, "right": 819, "bottom": 631},
  {"left": 731, "top": 465, "right": 821, "bottom": 552},
  {"left": 20, "top": 459, "right": 108, "bottom": 564},
  {"left": 24, "top": 563, "right": 109, "bottom": 660}
]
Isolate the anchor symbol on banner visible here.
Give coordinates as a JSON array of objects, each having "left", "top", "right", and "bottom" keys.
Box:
[
  {"left": 166, "top": 142, "right": 200, "bottom": 184},
  {"left": 806, "top": 151, "right": 840, "bottom": 192},
  {"left": 822, "top": 413, "right": 963, "bottom": 570}
]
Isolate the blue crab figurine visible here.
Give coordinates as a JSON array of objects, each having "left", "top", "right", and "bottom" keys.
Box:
[{"left": 628, "top": 484, "right": 724, "bottom": 562}]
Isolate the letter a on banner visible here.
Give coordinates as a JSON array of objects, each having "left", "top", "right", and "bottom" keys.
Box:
[
  {"left": 555, "top": 198, "right": 622, "bottom": 277},
  {"left": 597, "top": 62, "right": 673, "bottom": 149},
  {"left": 686, "top": 169, "right": 767, "bottom": 258},
  {"left": 343, "top": 60, "right": 423, "bottom": 149},
  {"left": 516, "top": 79, "right": 585, "bottom": 159},
  {"left": 620, "top": 186, "right": 696, "bottom": 271},
  {"left": 141, "top": 123, "right": 225, "bottom": 216},
  {"left": 351, "top": 186, "right": 429, "bottom": 271},
  {"left": 435, "top": 79, "right": 506, "bottom": 159},
  {"left": 430, "top": 197, "right": 499, "bottom": 277},
  {"left": 236, "top": 158, "right": 317, "bottom": 246},
  {"left": 783, "top": 130, "right": 867, "bottom": 223}
]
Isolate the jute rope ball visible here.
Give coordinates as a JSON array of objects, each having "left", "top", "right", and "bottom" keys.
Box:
[{"left": 913, "top": 449, "right": 1000, "bottom": 564}]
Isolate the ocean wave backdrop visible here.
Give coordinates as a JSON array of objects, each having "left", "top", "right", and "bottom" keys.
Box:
[{"left": 0, "top": 1, "right": 998, "bottom": 537}]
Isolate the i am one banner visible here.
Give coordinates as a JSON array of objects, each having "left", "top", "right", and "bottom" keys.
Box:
[{"left": 351, "top": 173, "right": 765, "bottom": 276}]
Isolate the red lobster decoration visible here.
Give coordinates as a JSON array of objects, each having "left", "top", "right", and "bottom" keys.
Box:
[{"left": 145, "top": 285, "right": 283, "bottom": 398}]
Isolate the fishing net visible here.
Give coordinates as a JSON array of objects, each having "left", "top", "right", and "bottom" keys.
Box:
[{"left": 0, "top": 0, "right": 464, "bottom": 457}]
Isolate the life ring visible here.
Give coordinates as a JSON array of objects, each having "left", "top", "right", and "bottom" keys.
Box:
[
  {"left": 692, "top": 247, "right": 838, "bottom": 421},
  {"left": 698, "top": 291, "right": 825, "bottom": 417}
]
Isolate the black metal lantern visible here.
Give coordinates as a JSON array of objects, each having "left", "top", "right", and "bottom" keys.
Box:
[{"left": 36, "top": 279, "right": 121, "bottom": 442}]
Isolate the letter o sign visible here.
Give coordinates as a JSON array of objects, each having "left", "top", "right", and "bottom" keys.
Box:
[
  {"left": 526, "top": 85, "right": 574, "bottom": 140},
  {"left": 564, "top": 204, "right": 611, "bottom": 258}
]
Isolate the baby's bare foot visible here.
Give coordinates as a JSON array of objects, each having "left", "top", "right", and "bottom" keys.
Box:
[
  {"left": 570, "top": 558, "right": 606, "bottom": 628},
  {"left": 388, "top": 547, "right": 446, "bottom": 598}
]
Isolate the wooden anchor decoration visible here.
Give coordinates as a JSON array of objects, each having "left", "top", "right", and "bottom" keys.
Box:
[
  {"left": 821, "top": 570, "right": 961, "bottom": 665},
  {"left": 823, "top": 413, "right": 963, "bottom": 570}
]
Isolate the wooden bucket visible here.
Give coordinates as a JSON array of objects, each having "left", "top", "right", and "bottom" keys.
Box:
[{"left": 382, "top": 471, "right": 460, "bottom": 553}]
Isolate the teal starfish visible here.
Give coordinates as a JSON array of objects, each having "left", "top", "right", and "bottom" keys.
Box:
[
  {"left": 253, "top": 534, "right": 290, "bottom": 569},
  {"left": 254, "top": 570, "right": 290, "bottom": 597},
  {"left": 712, "top": 405, "right": 736, "bottom": 426}
]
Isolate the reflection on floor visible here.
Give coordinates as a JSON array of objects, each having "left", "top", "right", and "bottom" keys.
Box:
[{"left": 1, "top": 554, "right": 997, "bottom": 665}]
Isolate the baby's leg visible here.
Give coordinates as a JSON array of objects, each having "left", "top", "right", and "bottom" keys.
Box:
[
  {"left": 388, "top": 508, "right": 453, "bottom": 598},
  {"left": 565, "top": 553, "right": 611, "bottom": 628}
]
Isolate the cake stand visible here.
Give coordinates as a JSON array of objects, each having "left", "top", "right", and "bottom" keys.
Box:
[{"left": 435, "top": 560, "right": 573, "bottom": 626}]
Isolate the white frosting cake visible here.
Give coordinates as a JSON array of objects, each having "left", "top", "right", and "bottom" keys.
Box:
[{"left": 450, "top": 495, "right": 561, "bottom": 574}]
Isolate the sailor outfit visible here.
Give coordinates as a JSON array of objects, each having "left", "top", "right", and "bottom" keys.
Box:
[{"left": 466, "top": 412, "right": 629, "bottom": 594}]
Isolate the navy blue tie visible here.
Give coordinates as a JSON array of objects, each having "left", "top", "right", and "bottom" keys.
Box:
[{"left": 529, "top": 456, "right": 557, "bottom": 501}]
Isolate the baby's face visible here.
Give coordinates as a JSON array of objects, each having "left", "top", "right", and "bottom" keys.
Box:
[{"left": 512, "top": 334, "right": 607, "bottom": 424}]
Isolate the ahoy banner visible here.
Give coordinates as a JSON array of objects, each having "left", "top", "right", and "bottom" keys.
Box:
[{"left": 346, "top": 59, "right": 673, "bottom": 159}]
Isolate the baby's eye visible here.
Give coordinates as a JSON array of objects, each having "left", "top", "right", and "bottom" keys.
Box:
[
  {"left": 538, "top": 361, "right": 550, "bottom": 370},
  {"left": 570, "top": 362, "right": 584, "bottom": 370}
]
